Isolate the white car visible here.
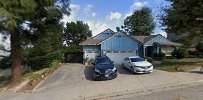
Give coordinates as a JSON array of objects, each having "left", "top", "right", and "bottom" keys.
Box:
[{"left": 122, "top": 56, "right": 153, "bottom": 74}]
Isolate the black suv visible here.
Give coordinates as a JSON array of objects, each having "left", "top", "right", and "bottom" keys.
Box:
[{"left": 92, "top": 55, "right": 117, "bottom": 81}]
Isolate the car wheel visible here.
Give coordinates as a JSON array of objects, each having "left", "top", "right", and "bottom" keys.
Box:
[
  {"left": 130, "top": 66, "right": 135, "bottom": 74},
  {"left": 93, "top": 77, "right": 99, "bottom": 81}
]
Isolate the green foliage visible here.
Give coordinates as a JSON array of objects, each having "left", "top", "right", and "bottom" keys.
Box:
[
  {"left": 64, "top": 21, "right": 92, "bottom": 46},
  {"left": 24, "top": 49, "right": 64, "bottom": 71},
  {"left": 65, "top": 45, "right": 82, "bottom": 52},
  {"left": 161, "top": 0, "right": 203, "bottom": 37},
  {"left": 0, "top": 44, "right": 4, "bottom": 50},
  {"left": 155, "top": 58, "right": 203, "bottom": 72},
  {"left": 145, "top": 57, "right": 154, "bottom": 63},
  {"left": 153, "top": 52, "right": 166, "bottom": 61},
  {"left": 123, "top": 7, "right": 155, "bottom": 36},
  {"left": 0, "top": 56, "right": 11, "bottom": 69},
  {"left": 0, "top": 0, "right": 70, "bottom": 82},
  {"left": 0, "top": 0, "right": 37, "bottom": 31},
  {"left": 171, "top": 48, "right": 188, "bottom": 58},
  {"left": 196, "top": 42, "right": 203, "bottom": 52}
]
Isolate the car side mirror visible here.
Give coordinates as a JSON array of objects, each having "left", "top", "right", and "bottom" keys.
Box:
[{"left": 127, "top": 60, "right": 130, "bottom": 63}]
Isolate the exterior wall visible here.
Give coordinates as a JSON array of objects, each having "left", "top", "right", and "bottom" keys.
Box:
[
  {"left": 100, "top": 32, "right": 140, "bottom": 64},
  {"left": 83, "top": 45, "right": 101, "bottom": 59},
  {"left": 101, "top": 32, "right": 139, "bottom": 53},
  {"left": 93, "top": 32, "right": 114, "bottom": 40},
  {"left": 145, "top": 35, "right": 168, "bottom": 46}
]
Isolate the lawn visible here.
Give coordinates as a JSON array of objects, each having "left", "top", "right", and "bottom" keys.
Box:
[{"left": 155, "top": 58, "right": 203, "bottom": 72}]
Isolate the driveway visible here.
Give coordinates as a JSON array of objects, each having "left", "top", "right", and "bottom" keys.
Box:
[
  {"left": 0, "top": 63, "right": 203, "bottom": 100},
  {"left": 33, "top": 63, "right": 203, "bottom": 100}
]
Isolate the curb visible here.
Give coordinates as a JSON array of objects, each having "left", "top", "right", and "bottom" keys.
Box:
[
  {"left": 86, "top": 80, "right": 203, "bottom": 100},
  {"left": 32, "top": 63, "right": 64, "bottom": 92}
]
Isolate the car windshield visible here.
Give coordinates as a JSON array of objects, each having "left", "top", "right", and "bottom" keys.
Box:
[
  {"left": 130, "top": 58, "right": 145, "bottom": 62},
  {"left": 95, "top": 57, "right": 111, "bottom": 64}
]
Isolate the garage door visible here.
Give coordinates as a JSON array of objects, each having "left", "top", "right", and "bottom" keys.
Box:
[{"left": 106, "top": 50, "right": 136, "bottom": 64}]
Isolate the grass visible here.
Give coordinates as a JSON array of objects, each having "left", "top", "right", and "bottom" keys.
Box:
[{"left": 155, "top": 58, "right": 203, "bottom": 72}]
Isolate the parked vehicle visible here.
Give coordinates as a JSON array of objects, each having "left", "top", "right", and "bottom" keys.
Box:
[
  {"left": 92, "top": 55, "right": 117, "bottom": 81},
  {"left": 122, "top": 56, "right": 153, "bottom": 74}
]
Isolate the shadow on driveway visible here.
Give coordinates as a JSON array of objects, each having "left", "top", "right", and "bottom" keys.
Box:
[
  {"left": 84, "top": 66, "right": 94, "bottom": 81},
  {"left": 115, "top": 64, "right": 135, "bottom": 75},
  {"left": 189, "top": 71, "right": 203, "bottom": 74}
]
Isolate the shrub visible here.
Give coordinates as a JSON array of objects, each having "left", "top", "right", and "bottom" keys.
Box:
[
  {"left": 88, "top": 58, "right": 95, "bottom": 65},
  {"left": 145, "top": 57, "right": 154, "bottom": 62},
  {"left": 26, "top": 50, "right": 63, "bottom": 71},
  {"left": 171, "top": 48, "right": 188, "bottom": 58},
  {"left": 196, "top": 42, "right": 203, "bottom": 52},
  {"left": 153, "top": 52, "right": 166, "bottom": 61},
  {"left": 0, "top": 56, "right": 11, "bottom": 69}
]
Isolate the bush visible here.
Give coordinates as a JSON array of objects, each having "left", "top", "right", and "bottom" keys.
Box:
[
  {"left": 153, "top": 52, "right": 166, "bottom": 61},
  {"left": 145, "top": 57, "right": 154, "bottom": 62},
  {"left": 196, "top": 42, "right": 203, "bottom": 52},
  {"left": 26, "top": 50, "right": 63, "bottom": 71},
  {"left": 88, "top": 58, "right": 95, "bottom": 65},
  {"left": 171, "top": 48, "right": 188, "bottom": 58},
  {"left": 0, "top": 56, "right": 11, "bottom": 69}
]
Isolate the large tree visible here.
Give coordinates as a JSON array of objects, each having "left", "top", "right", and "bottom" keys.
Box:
[
  {"left": 0, "top": 0, "right": 70, "bottom": 83},
  {"left": 161, "top": 0, "right": 203, "bottom": 37},
  {"left": 123, "top": 7, "right": 155, "bottom": 36},
  {"left": 64, "top": 21, "right": 92, "bottom": 46}
]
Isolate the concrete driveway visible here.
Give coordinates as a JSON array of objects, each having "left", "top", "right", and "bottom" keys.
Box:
[
  {"left": 32, "top": 63, "right": 203, "bottom": 100},
  {"left": 0, "top": 63, "right": 203, "bottom": 100}
]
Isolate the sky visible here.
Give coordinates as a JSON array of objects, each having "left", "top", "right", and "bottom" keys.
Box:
[
  {"left": 62, "top": 0, "right": 169, "bottom": 37},
  {"left": 0, "top": 0, "right": 169, "bottom": 50}
]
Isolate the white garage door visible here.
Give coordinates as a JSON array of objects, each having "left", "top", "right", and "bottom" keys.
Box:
[{"left": 106, "top": 51, "right": 136, "bottom": 64}]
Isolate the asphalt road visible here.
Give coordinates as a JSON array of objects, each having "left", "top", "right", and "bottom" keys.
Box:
[{"left": 117, "top": 83, "right": 203, "bottom": 100}]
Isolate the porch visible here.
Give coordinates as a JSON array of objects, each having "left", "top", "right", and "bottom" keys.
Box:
[{"left": 143, "top": 42, "right": 182, "bottom": 57}]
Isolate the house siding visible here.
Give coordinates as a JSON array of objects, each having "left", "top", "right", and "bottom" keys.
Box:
[
  {"left": 93, "top": 32, "right": 114, "bottom": 40},
  {"left": 145, "top": 35, "right": 168, "bottom": 46},
  {"left": 100, "top": 32, "right": 139, "bottom": 55}
]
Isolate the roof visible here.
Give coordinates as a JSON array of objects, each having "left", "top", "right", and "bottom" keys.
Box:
[
  {"left": 155, "top": 41, "right": 182, "bottom": 47},
  {"left": 133, "top": 35, "right": 158, "bottom": 43},
  {"left": 80, "top": 32, "right": 142, "bottom": 45},
  {"left": 79, "top": 39, "right": 103, "bottom": 45},
  {"left": 92, "top": 28, "right": 115, "bottom": 39}
]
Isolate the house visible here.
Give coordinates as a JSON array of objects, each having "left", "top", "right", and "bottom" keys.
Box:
[
  {"left": 134, "top": 35, "right": 182, "bottom": 57},
  {"left": 80, "top": 29, "right": 181, "bottom": 64}
]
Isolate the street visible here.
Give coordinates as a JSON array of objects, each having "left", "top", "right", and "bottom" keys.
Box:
[{"left": 116, "top": 83, "right": 203, "bottom": 100}]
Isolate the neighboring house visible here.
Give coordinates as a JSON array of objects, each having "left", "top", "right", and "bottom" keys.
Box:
[
  {"left": 80, "top": 29, "right": 181, "bottom": 64},
  {"left": 134, "top": 35, "right": 182, "bottom": 56}
]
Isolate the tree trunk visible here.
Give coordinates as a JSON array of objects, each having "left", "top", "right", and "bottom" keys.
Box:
[{"left": 11, "top": 30, "right": 21, "bottom": 83}]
